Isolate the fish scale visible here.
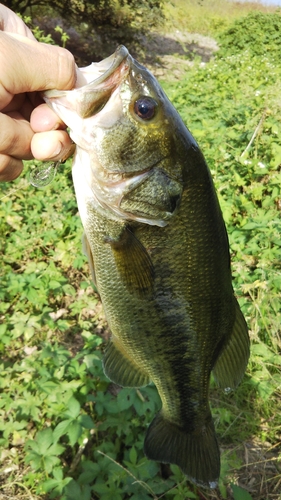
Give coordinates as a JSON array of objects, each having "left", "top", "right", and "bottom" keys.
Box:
[{"left": 44, "top": 45, "right": 249, "bottom": 488}]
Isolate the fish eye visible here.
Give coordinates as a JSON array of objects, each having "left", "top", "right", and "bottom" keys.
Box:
[{"left": 134, "top": 97, "right": 157, "bottom": 120}]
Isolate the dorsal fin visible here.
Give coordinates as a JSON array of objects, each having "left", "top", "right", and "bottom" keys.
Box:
[{"left": 212, "top": 298, "right": 250, "bottom": 390}]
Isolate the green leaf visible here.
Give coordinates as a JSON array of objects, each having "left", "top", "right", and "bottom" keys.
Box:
[
  {"left": 53, "top": 419, "right": 72, "bottom": 442},
  {"left": 62, "top": 284, "right": 76, "bottom": 296},
  {"left": 52, "top": 467, "right": 64, "bottom": 481},
  {"left": 65, "top": 396, "right": 81, "bottom": 419},
  {"left": 93, "top": 483, "right": 110, "bottom": 494},
  {"left": 78, "top": 414, "right": 95, "bottom": 429},
  {"left": 231, "top": 484, "right": 253, "bottom": 500},
  {"left": 67, "top": 421, "right": 82, "bottom": 446},
  {"left": 36, "top": 428, "right": 54, "bottom": 454},
  {"left": 117, "top": 389, "right": 135, "bottom": 411},
  {"left": 129, "top": 446, "right": 137, "bottom": 465},
  {"left": 44, "top": 455, "right": 61, "bottom": 474},
  {"left": 49, "top": 280, "right": 62, "bottom": 289},
  {"left": 46, "top": 443, "right": 65, "bottom": 457},
  {"left": 64, "top": 480, "right": 91, "bottom": 500}
]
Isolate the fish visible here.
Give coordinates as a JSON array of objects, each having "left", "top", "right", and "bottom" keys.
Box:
[{"left": 43, "top": 45, "right": 250, "bottom": 488}]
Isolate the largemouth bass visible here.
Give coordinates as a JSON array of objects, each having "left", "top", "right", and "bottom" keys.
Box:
[{"left": 44, "top": 46, "right": 249, "bottom": 488}]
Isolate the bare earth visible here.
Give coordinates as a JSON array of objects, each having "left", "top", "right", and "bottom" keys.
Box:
[{"left": 139, "top": 30, "right": 218, "bottom": 79}]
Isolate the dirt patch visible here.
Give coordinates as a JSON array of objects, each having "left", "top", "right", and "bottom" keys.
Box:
[
  {"left": 222, "top": 439, "right": 281, "bottom": 500},
  {"left": 138, "top": 30, "right": 218, "bottom": 80}
]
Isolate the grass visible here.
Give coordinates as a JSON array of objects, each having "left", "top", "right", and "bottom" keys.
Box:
[
  {"left": 163, "top": 0, "right": 281, "bottom": 35},
  {"left": 1, "top": 1, "right": 281, "bottom": 500}
]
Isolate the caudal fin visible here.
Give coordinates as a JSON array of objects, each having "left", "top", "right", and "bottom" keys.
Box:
[{"left": 144, "top": 412, "right": 220, "bottom": 488}]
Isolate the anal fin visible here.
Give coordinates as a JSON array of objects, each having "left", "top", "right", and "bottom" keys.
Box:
[
  {"left": 213, "top": 298, "right": 250, "bottom": 390},
  {"left": 103, "top": 339, "right": 151, "bottom": 388}
]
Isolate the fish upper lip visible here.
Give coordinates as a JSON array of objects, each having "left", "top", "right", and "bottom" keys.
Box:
[
  {"left": 83, "top": 45, "right": 129, "bottom": 89},
  {"left": 43, "top": 45, "right": 131, "bottom": 118}
]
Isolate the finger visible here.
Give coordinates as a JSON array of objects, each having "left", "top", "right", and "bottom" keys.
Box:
[
  {"left": 0, "top": 111, "right": 33, "bottom": 159},
  {"left": 2, "top": 93, "right": 25, "bottom": 112},
  {"left": 0, "top": 5, "right": 35, "bottom": 40},
  {"left": 2, "top": 93, "right": 34, "bottom": 122},
  {"left": 0, "top": 33, "right": 76, "bottom": 108},
  {"left": 0, "top": 154, "right": 23, "bottom": 182},
  {"left": 31, "top": 130, "right": 74, "bottom": 161},
  {"left": 30, "top": 103, "right": 67, "bottom": 132}
]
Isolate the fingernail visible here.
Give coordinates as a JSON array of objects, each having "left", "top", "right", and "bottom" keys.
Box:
[
  {"left": 60, "top": 143, "right": 76, "bottom": 162},
  {"left": 49, "top": 142, "right": 63, "bottom": 159}
]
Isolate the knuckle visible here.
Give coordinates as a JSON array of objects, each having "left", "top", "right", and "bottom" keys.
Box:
[
  {"left": 0, "top": 154, "right": 23, "bottom": 181},
  {"left": 50, "top": 46, "right": 76, "bottom": 90},
  {"left": 0, "top": 113, "right": 33, "bottom": 157}
]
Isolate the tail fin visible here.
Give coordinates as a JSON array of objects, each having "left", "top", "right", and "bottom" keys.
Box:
[{"left": 144, "top": 412, "right": 220, "bottom": 489}]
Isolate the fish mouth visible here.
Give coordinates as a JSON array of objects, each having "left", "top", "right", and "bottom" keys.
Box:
[
  {"left": 44, "top": 45, "right": 130, "bottom": 118},
  {"left": 44, "top": 46, "right": 177, "bottom": 227},
  {"left": 79, "top": 45, "right": 129, "bottom": 87}
]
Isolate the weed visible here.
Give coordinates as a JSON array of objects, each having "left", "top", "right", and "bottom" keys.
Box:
[{"left": 1, "top": 3, "right": 281, "bottom": 500}]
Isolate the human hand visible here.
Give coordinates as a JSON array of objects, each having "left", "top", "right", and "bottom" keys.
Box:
[{"left": 0, "top": 4, "right": 76, "bottom": 182}]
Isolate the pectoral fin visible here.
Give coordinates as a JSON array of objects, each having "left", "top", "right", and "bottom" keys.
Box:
[
  {"left": 103, "top": 338, "right": 151, "bottom": 387},
  {"left": 82, "top": 232, "right": 97, "bottom": 289},
  {"left": 105, "top": 225, "right": 155, "bottom": 297},
  {"left": 212, "top": 299, "right": 250, "bottom": 390}
]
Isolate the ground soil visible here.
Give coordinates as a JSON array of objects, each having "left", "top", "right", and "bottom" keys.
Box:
[{"left": 137, "top": 30, "right": 218, "bottom": 79}]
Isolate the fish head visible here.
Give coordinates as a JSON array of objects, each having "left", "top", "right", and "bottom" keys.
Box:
[{"left": 44, "top": 46, "right": 195, "bottom": 227}]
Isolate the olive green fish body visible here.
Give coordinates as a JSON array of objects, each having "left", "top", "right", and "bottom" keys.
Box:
[
  {"left": 82, "top": 145, "right": 242, "bottom": 487},
  {"left": 44, "top": 46, "right": 249, "bottom": 488}
]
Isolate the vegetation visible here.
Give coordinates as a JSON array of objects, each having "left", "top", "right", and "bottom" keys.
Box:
[
  {"left": 217, "top": 10, "right": 281, "bottom": 61},
  {"left": 2, "top": 0, "right": 165, "bottom": 62},
  {"left": 163, "top": 0, "right": 280, "bottom": 36},
  {"left": 1, "top": 2, "right": 281, "bottom": 500},
  {"left": 4, "top": 0, "right": 164, "bottom": 26}
]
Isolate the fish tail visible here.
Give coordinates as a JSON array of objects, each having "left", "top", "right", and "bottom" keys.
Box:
[{"left": 144, "top": 411, "right": 220, "bottom": 488}]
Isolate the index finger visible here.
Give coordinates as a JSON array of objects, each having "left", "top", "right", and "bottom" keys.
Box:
[
  {"left": 0, "top": 4, "right": 35, "bottom": 40},
  {"left": 0, "top": 32, "right": 76, "bottom": 108}
]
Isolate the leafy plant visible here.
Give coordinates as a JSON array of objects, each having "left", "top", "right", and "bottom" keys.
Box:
[
  {"left": 217, "top": 11, "right": 281, "bottom": 62},
  {"left": 1, "top": 3, "right": 281, "bottom": 500}
]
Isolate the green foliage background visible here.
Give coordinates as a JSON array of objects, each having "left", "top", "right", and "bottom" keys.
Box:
[
  {"left": 1, "top": 5, "right": 281, "bottom": 500},
  {"left": 2, "top": 0, "right": 165, "bottom": 62}
]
